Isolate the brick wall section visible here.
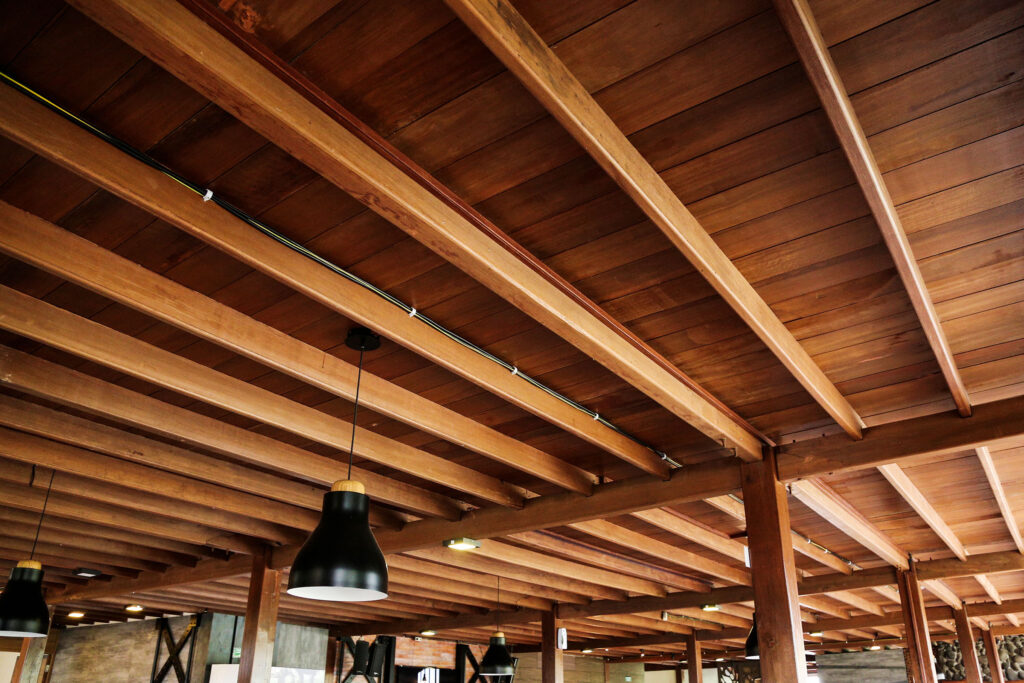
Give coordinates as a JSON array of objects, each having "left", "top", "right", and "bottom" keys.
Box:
[{"left": 514, "top": 652, "right": 644, "bottom": 683}]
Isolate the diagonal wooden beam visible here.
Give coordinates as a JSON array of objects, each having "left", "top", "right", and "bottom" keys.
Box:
[
  {"left": 771, "top": 0, "right": 971, "bottom": 416},
  {"left": 0, "top": 200, "right": 593, "bottom": 495},
  {"left": 0, "top": 347, "right": 455, "bottom": 519},
  {"left": 877, "top": 464, "right": 967, "bottom": 560},
  {"left": 442, "top": 0, "right": 864, "bottom": 441},
  {"left": 0, "top": 285, "right": 520, "bottom": 507},
  {"left": 63, "top": 0, "right": 762, "bottom": 463},
  {"left": 976, "top": 446, "right": 1024, "bottom": 553}
]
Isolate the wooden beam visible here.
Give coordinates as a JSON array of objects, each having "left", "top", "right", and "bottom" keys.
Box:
[
  {"left": 790, "top": 480, "right": 908, "bottom": 569},
  {"left": 898, "top": 564, "right": 938, "bottom": 683},
  {"left": 977, "top": 447, "right": 1024, "bottom": 553},
  {"left": 954, "top": 604, "right": 984, "bottom": 683},
  {"left": 442, "top": 0, "right": 863, "bottom": 441},
  {"left": 238, "top": 550, "right": 280, "bottom": 683},
  {"left": 0, "top": 347, "right": 454, "bottom": 519},
  {"left": 685, "top": 632, "right": 703, "bottom": 683},
  {"left": 0, "top": 285, "right": 519, "bottom": 508},
  {"left": 64, "top": 0, "right": 762, "bottom": 463},
  {"left": 981, "top": 626, "right": 1006, "bottom": 683},
  {"left": 877, "top": 464, "right": 967, "bottom": 560},
  {"left": 324, "top": 636, "right": 340, "bottom": 683},
  {"left": 772, "top": 0, "right": 971, "bottom": 416},
  {"left": 542, "top": 610, "right": 564, "bottom": 683},
  {"left": 778, "top": 398, "right": 1024, "bottom": 482},
  {"left": 0, "top": 201, "right": 594, "bottom": 495},
  {"left": 741, "top": 450, "right": 807, "bottom": 682}
]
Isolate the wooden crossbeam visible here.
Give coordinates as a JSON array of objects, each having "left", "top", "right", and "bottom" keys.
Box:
[
  {"left": 977, "top": 447, "right": 1024, "bottom": 553},
  {"left": 62, "top": 0, "right": 762, "bottom": 463},
  {"left": 442, "top": 0, "right": 863, "bottom": 441},
  {"left": 0, "top": 201, "right": 594, "bottom": 495},
  {"left": 772, "top": 0, "right": 971, "bottom": 416},
  {"left": 0, "top": 285, "right": 520, "bottom": 507}
]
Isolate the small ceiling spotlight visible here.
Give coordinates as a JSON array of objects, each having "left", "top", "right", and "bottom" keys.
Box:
[
  {"left": 66, "top": 611, "right": 85, "bottom": 619},
  {"left": 809, "top": 630, "right": 824, "bottom": 637},
  {"left": 420, "top": 629, "right": 437, "bottom": 636},
  {"left": 124, "top": 604, "right": 144, "bottom": 613},
  {"left": 443, "top": 538, "right": 481, "bottom": 551},
  {"left": 72, "top": 568, "right": 102, "bottom": 579},
  {"left": 581, "top": 649, "right": 594, "bottom": 654},
  {"left": 701, "top": 604, "right": 721, "bottom": 612}
]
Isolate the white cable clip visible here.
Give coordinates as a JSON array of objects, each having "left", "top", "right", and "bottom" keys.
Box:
[
  {"left": 202, "top": 189, "right": 214, "bottom": 202},
  {"left": 408, "top": 307, "right": 416, "bottom": 317},
  {"left": 510, "top": 366, "right": 519, "bottom": 376},
  {"left": 592, "top": 412, "right": 600, "bottom": 421}
]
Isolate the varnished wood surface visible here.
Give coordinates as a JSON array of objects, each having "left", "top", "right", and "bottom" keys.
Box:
[{"left": 0, "top": 0, "right": 1019, "bottom": 661}]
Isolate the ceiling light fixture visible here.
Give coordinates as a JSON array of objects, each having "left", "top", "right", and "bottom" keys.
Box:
[
  {"left": 67, "top": 611, "right": 85, "bottom": 619},
  {"left": 420, "top": 630, "right": 437, "bottom": 637},
  {"left": 443, "top": 538, "right": 482, "bottom": 551},
  {"left": 287, "top": 328, "right": 389, "bottom": 602},
  {"left": 701, "top": 604, "right": 721, "bottom": 612},
  {"left": 809, "top": 630, "right": 824, "bottom": 637},
  {"left": 72, "top": 568, "right": 102, "bottom": 579},
  {"left": 124, "top": 604, "right": 145, "bottom": 613},
  {"left": 479, "top": 576, "right": 515, "bottom": 677},
  {"left": 0, "top": 470, "right": 54, "bottom": 638},
  {"left": 581, "top": 649, "right": 593, "bottom": 654}
]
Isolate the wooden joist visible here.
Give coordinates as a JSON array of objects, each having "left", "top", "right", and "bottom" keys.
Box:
[
  {"left": 62, "top": 0, "right": 764, "bottom": 463},
  {"left": 772, "top": 0, "right": 972, "bottom": 416},
  {"left": 442, "top": 0, "right": 864, "bottom": 441}
]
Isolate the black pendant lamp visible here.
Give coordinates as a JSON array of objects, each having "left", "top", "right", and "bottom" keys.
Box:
[
  {"left": 0, "top": 471, "right": 53, "bottom": 637},
  {"left": 287, "top": 328, "right": 388, "bottom": 602},
  {"left": 479, "top": 576, "right": 515, "bottom": 678},
  {"left": 744, "top": 613, "right": 759, "bottom": 660}
]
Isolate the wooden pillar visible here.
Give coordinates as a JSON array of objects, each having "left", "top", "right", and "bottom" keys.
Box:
[
  {"left": 238, "top": 549, "right": 281, "bottom": 683},
  {"left": 541, "top": 610, "right": 563, "bottom": 683},
  {"left": 603, "top": 659, "right": 610, "bottom": 683},
  {"left": 10, "top": 638, "right": 31, "bottom": 682},
  {"left": 741, "top": 449, "right": 806, "bottom": 682},
  {"left": 982, "top": 626, "right": 1006, "bottom": 683},
  {"left": 674, "top": 666, "right": 683, "bottom": 683},
  {"left": 685, "top": 632, "right": 703, "bottom": 683},
  {"left": 953, "top": 605, "right": 983, "bottom": 683},
  {"left": 897, "top": 563, "right": 937, "bottom": 683},
  {"left": 324, "top": 635, "right": 340, "bottom": 683}
]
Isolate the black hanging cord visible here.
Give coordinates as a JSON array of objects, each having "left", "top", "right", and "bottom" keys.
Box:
[
  {"left": 496, "top": 575, "right": 501, "bottom": 632},
  {"left": 30, "top": 469, "right": 55, "bottom": 559},
  {"left": 347, "top": 346, "right": 366, "bottom": 480}
]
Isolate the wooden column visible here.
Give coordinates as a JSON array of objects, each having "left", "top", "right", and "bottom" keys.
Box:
[
  {"left": 238, "top": 550, "right": 281, "bottom": 682},
  {"left": 685, "top": 632, "right": 703, "bottom": 683},
  {"left": 953, "top": 605, "right": 983, "bottom": 683},
  {"left": 741, "top": 449, "right": 806, "bottom": 682},
  {"left": 10, "top": 637, "right": 31, "bottom": 682},
  {"left": 541, "top": 610, "right": 564, "bottom": 683},
  {"left": 897, "top": 563, "right": 937, "bottom": 683},
  {"left": 324, "top": 635, "right": 340, "bottom": 683},
  {"left": 982, "top": 627, "right": 1006, "bottom": 683},
  {"left": 603, "top": 659, "right": 610, "bottom": 683},
  {"left": 674, "top": 667, "right": 683, "bottom": 683}
]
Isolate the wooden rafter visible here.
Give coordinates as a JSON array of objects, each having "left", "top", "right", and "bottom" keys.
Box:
[
  {"left": 772, "top": 0, "right": 971, "bottom": 417},
  {"left": 0, "top": 200, "right": 595, "bottom": 495},
  {"left": 441, "top": 0, "right": 864, "bottom": 440},
  {"left": 877, "top": 464, "right": 967, "bottom": 559},
  {"left": 63, "top": 0, "right": 764, "bottom": 463},
  {"left": 977, "top": 446, "right": 1024, "bottom": 553}
]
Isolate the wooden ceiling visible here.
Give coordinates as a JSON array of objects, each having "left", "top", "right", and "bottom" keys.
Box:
[{"left": 0, "top": 0, "right": 1021, "bottom": 664}]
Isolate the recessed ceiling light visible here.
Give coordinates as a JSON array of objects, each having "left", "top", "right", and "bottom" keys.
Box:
[
  {"left": 581, "top": 649, "right": 593, "bottom": 654},
  {"left": 443, "top": 538, "right": 481, "bottom": 551},
  {"left": 868, "top": 645, "right": 881, "bottom": 651},
  {"left": 809, "top": 631, "right": 824, "bottom": 637},
  {"left": 701, "top": 604, "right": 721, "bottom": 612},
  {"left": 124, "top": 604, "right": 144, "bottom": 613},
  {"left": 72, "top": 568, "right": 102, "bottom": 578},
  {"left": 67, "top": 611, "right": 85, "bottom": 619},
  {"left": 420, "top": 629, "right": 437, "bottom": 636}
]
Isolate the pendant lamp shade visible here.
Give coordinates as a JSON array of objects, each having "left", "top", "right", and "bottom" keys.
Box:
[
  {"left": 479, "top": 632, "right": 516, "bottom": 677},
  {"left": 0, "top": 560, "right": 50, "bottom": 638},
  {"left": 744, "top": 615, "right": 759, "bottom": 660},
  {"left": 287, "top": 480, "right": 388, "bottom": 601}
]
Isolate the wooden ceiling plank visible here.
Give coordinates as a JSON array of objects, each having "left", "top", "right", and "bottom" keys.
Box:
[
  {"left": 876, "top": 463, "right": 968, "bottom": 560},
  {"left": 772, "top": 0, "right": 972, "bottom": 416},
  {"left": 976, "top": 446, "right": 1024, "bottom": 553},
  {"left": 0, "top": 201, "right": 594, "bottom": 495},
  {"left": 0, "top": 285, "right": 521, "bottom": 507},
  {"left": 441, "top": 0, "right": 864, "bottom": 442},
  {"left": 0, "top": 346, "right": 456, "bottom": 519},
  {"left": 64, "top": 0, "right": 760, "bottom": 463}
]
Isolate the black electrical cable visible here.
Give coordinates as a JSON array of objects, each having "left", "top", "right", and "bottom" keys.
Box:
[
  {"left": 0, "top": 70, "right": 675, "bottom": 466},
  {"left": 347, "top": 346, "right": 365, "bottom": 481},
  {"left": 29, "top": 470, "right": 55, "bottom": 559}
]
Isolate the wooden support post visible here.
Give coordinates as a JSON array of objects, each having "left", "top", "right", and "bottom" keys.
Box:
[
  {"left": 982, "top": 626, "right": 1006, "bottom": 683},
  {"left": 674, "top": 666, "right": 683, "bottom": 683},
  {"left": 603, "top": 659, "right": 610, "bottom": 683},
  {"left": 10, "top": 637, "right": 31, "bottom": 682},
  {"left": 238, "top": 550, "right": 281, "bottom": 682},
  {"left": 741, "top": 449, "right": 806, "bottom": 682},
  {"left": 897, "top": 563, "right": 937, "bottom": 683},
  {"left": 541, "top": 610, "right": 564, "bottom": 683},
  {"left": 685, "top": 632, "right": 703, "bottom": 683},
  {"left": 954, "top": 605, "right": 983, "bottom": 683},
  {"left": 324, "top": 635, "right": 340, "bottom": 683}
]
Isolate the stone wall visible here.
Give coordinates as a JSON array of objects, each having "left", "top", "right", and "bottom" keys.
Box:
[
  {"left": 817, "top": 649, "right": 908, "bottom": 683},
  {"left": 513, "top": 652, "right": 643, "bottom": 683}
]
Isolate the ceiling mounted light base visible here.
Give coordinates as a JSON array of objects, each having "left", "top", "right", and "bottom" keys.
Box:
[
  {"left": 0, "top": 560, "right": 50, "bottom": 638},
  {"left": 345, "top": 327, "right": 381, "bottom": 352}
]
